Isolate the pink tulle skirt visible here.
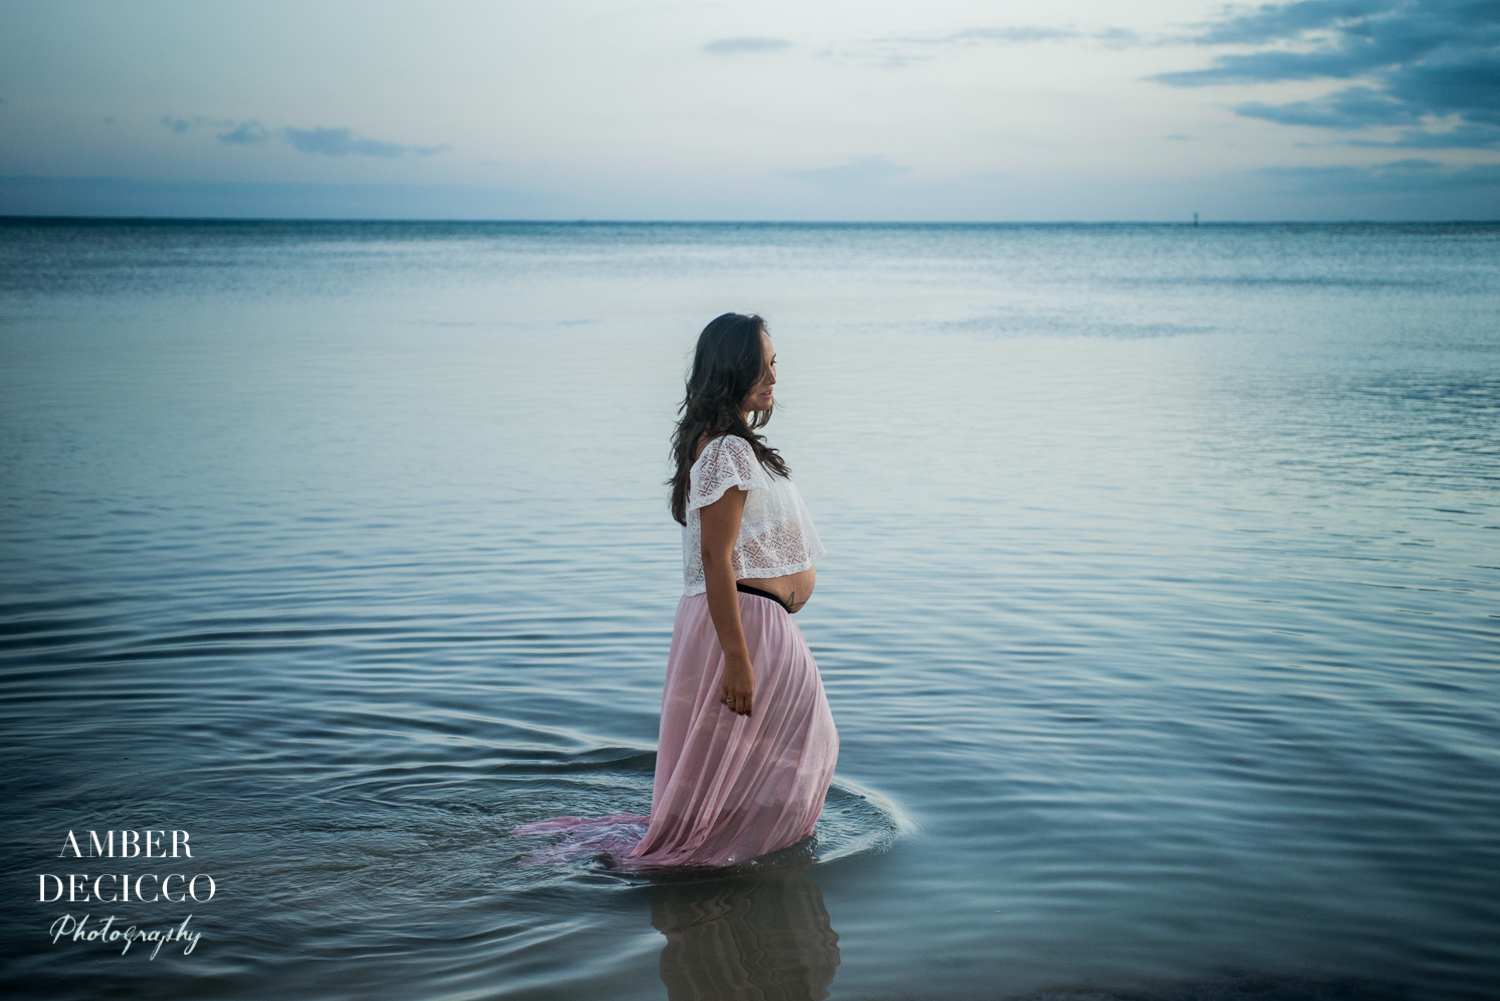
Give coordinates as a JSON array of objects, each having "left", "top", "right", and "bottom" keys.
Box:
[{"left": 514, "top": 590, "right": 839, "bottom": 869}]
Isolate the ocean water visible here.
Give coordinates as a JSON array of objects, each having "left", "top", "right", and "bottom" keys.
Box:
[{"left": 1, "top": 219, "right": 1497, "bottom": 1001}]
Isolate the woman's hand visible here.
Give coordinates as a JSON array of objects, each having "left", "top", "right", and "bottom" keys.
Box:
[{"left": 720, "top": 652, "right": 755, "bottom": 716}]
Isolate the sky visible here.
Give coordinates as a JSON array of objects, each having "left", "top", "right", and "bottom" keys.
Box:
[{"left": 1, "top": 0, "right": 1497, "bottom": 220}]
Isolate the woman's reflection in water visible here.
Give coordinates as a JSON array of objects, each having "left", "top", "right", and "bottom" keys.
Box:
[{"left": 650, "top": 867, "right": 840, "bottom": 1001}]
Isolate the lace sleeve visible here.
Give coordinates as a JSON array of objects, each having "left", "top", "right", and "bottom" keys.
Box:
[{"left": 687, "top": 435, "right": 772, "bottom": 512}]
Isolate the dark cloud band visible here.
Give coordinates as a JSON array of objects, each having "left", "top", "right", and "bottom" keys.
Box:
[{"left": 1154, "top": 0, "right": 1500, "bottom": 148}]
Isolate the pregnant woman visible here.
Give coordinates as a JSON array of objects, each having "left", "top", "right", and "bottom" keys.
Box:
[
  {"left": 512, "top": 312, "right": 838, "bottom": 869},
  {"left": 624, "top": 311, "right": 838, "bottom": 867}
]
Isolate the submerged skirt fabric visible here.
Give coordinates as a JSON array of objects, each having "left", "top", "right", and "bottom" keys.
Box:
[{"left": 513, "top": 591, "right": 838, "bottom": 870}]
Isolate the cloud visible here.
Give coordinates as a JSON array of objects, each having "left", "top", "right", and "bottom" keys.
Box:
[
  {"left": 1350, "top": 123, "right": 1500, "bottom": 147},
  {"left": 1263, "top": 157, "right": 1500, "bottom": 194},
  {"left": 870, "top": 24, "right": 1145, "bottom": 48},
  {"left": 1234, "top": 86, "right": 1422, "bottom": 128},
  {"left": 217, "top": 120, "right": 268, "bottom": 144},
  {"left": 1187, "top": 0, "right": 1394, "bottom": 46},
  {"left": 161, "top": 114, "right": 450, "bottom": 158},
  {"left": 886, "top": 24, "right": 1147, "bottom": 48},
  {"left": 822, "top": 24, "right": 1141, "bottom": 68},
  {"left": 703, "top": 37, "right": 790, "bottom": 55},
  {"left": 1093, "top": 27, "right": 1142, "bottom": 48},
  {"left": 1153, "top": 0, "right": 1500, "bottom": 148},
  {"left": 781, "top": 155, "right": 911, "bottom": 188},
  {"left": 907, "top": 26, "right": 1079, "bottom": 44},
  {"left": 281, "top": 126, "right": 448, "bottom": 157}
]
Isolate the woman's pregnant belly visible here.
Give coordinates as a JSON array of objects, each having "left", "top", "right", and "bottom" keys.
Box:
[{"left": 739, "top": 566, "right": 815, "bottom": 613}]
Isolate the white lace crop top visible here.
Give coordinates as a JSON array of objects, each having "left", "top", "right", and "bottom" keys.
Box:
[{"left": 682, "top": 434, "right": 825, "bottom": 596}]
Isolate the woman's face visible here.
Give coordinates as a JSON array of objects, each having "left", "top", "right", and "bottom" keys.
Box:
[{"left": 742, "top": 332, "right": 777, "bottom": 414}]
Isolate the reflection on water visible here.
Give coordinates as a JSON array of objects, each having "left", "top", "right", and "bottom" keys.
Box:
[{"left": 652, "top": 870, "right": 840, "bottom": 1001}]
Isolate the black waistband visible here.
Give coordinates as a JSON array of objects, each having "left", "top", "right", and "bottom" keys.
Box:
[{"left": 736, "top": 581, "right": 793, "bottom": 613}]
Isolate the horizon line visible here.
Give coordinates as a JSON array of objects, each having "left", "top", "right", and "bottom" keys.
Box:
[{"left": 5, "top": 215, "right": 1498, "bottom": 226}]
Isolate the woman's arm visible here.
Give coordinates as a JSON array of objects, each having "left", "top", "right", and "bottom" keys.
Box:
[{"left": 699, "top": 486, "right": 754, "bottom": 716}]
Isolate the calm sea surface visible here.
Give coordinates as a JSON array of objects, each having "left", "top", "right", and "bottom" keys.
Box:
[{"left": 1, "top": 219, "right": 1497, "bottom": 1001}]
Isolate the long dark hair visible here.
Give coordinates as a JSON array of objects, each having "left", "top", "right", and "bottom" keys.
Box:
[{"left": 669, "top": 312, "right": 790, "bottom": 525}]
